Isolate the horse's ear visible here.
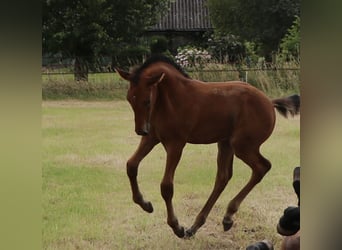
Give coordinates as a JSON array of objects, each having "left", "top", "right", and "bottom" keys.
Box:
[
  {"left": 146, "top": 73, "right": 165, "bottom": 85},
  {"left": 115, "top": 68, "right": 131, "bottom": 81}
]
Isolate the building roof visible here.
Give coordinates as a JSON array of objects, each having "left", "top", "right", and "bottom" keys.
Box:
[{"left": 149, "top": 0, "right": 212, "bottom": 32}]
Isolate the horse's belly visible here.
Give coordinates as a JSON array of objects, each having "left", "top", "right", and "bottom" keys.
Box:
[
  {"left": 187, "top": 122, "right": 233, "bottom": 144},
  {"left": 187, "top": 135, "right": 226, "bottom": 144}
]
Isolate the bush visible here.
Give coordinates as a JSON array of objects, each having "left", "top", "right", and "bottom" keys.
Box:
[
  {"left": 207, "top": 33, "right": 246, "bottom": 63},
  {"left": 175, "top": 46, "right": 211, "bottom": 69},
  {"left": 279, "top": 16, "right": 300, "bottom": 61},
  {"left": 150, "top": 36, "right": 168, "bottom": 54},
  {"left": 112, "top": 45, "right": 150, "bottom": 69}
]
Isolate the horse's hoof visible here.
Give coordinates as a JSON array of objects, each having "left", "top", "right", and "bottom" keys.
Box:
[
  {"left": 246, "top": 240, "right": 274, "bottom": 250},
  {"left": 143, "top": 201, "right": 154, "bottom": 213},
  {"left": 184, "top": 228, "right": 195, "bottom": 239},
  {"left": 222, "top": 218, "right": 234, "bottom": 231},
  {"left": 276, "top": 223, "right": 298, "bottom": 236},
  {"left": 174, "top": 226, "right": 185, "bottom": 238}
]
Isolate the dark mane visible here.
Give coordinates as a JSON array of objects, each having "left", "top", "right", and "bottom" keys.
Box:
[{"left": 131, "top": 54, "right": 190, "bottom": 84}]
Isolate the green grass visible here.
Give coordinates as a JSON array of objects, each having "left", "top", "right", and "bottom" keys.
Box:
[
  {"left": 42, "top": 100, "right": 300, "bottom": 250},
  {"left": 42, "top": 73, "right": 129, "bottom": 100},
  {"left": 42, "top": 72, "right": 124, "bottom": 84}
]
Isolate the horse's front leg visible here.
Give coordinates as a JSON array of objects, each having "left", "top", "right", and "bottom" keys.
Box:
[
  {"left": 161, "top": 142, "right": 186, "bottom": 238},
  {"left": 127, "top": 135, "right": 159, "bottom": 213}
]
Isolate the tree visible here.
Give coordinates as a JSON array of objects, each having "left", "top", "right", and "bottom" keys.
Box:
[
  {"left": 207, "top": 32, "right": 246, "bottom": 63},
  {"left": 207, "top": 0, "right": 300, "bottom": 62},
  {"left": 43, "top": 0, "right": 169, "bottom": 81},
  {"left": 279, "top": 15, "right": 300, "bottom": 60}
]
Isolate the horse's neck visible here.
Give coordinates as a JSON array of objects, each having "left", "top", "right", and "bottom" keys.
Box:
[
  {"left": 158, "top": 74, "right": 192, "bottom": 111},
  {"left": 163, "top": 74, "right": 190, "bottom": 96}
]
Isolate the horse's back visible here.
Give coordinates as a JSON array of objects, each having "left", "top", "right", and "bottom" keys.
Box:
[
  {"left": 185, "top": 80, "right": 276, "bottom": 145},
  {"left": 198, "top": 80, "right": 275, "bottom": 125}
]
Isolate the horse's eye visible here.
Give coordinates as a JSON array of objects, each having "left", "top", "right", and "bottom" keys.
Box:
[{"left": 130, "top": 95, "right": 136, "bottom": 103}]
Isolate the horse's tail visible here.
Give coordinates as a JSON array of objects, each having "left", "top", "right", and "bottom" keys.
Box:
[{"left": 272, "top": 94, "right": 300, "bottom": 118}]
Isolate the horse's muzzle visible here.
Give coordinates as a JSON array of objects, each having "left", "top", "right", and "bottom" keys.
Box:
[{"left": 135, "top": 122, "right": 150, "bottom": 136}]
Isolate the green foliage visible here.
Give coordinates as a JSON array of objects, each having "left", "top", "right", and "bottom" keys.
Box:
[
  {"left": 112, "top": 45, "right": 150, "bottom": 69},
  {"left": 108, "top": 0, "right": 170, "bottom": 47},
  {"left": 279, "top": 16, "right": 300, "bottom": 60},
  {"left": 244, "top": 41, "right": 259, "bottom": 66},
  {"left": 207, "top": 32, "right": 246, "bottom": 63},
  {"left": 150, "top": 36, "right": 169, "bottom": 54},
  {"left": 43, "top": 0, "right": 169, "bottom": 79},
  {"left": 43, "top": 0, "right": 113, "bottom": 57},
  {"left": 148, "top": 35, "right": 174, "bottom": 59},
  {"left": 207, "top": 0, "right": 300, "bottom": 60},
  {"left": 43, "top": 0, "right": 169, "bottom": 55}
]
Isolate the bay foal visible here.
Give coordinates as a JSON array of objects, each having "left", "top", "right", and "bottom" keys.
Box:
[{"left": 116, "top": 55, "right": 299, "bottom": 238}]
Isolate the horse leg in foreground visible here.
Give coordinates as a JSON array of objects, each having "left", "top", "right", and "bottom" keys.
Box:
[
  {"left": 185, "top": 140, "right": 234, "bottom": 237},
  {"left": 160, "top": 142, "right": 187, "bottom": 238},
  {"left": 126, "top": 135, "right": 159, "bottom": 213}
]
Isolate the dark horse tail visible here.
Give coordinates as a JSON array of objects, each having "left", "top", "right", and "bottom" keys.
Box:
[{"left": 272, "top": 94, "right": 300, "bottom": 118}]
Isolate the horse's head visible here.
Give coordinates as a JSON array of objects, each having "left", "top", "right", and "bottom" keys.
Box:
[{"left": 115, "top": 67, "right": 165, "bottom": 136}]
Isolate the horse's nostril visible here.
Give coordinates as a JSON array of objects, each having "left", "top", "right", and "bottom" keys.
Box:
[
  {"left": 135, "top": 122, "right": 150, "bottom": 136},
  {"left": 136, "top": 129, "right": 148, "bottom": 136}
]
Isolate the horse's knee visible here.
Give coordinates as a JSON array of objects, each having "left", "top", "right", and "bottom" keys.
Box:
[
  {"left": 160, "top": 182, "right": 173, "bottom": 201},
  {"left": 219, "top": 166, "right": 232, "bottom": 183},
  {"left": 126, "top": 160, "right": 138, "bottom": 178}
]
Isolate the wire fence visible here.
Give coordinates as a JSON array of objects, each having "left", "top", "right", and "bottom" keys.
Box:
[
  {"left": 41, "top": 65, "right": 300, "bottom": 75},
  {"left": 41, "top": 56, "right": 300, "bottom": 76},
  {"left": 42, "top": 56, "right": 300, "bottom": 100}
]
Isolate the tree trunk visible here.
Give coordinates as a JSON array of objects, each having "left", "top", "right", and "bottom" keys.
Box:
[{"left": 74, "top": 57, "right": 88, "bottom": 81}]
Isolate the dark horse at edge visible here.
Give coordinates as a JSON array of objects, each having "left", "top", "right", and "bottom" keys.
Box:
[{"left": 116, "top": 55, "right": 300, "bottom": 238}]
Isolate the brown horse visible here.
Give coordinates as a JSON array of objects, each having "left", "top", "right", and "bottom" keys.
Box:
[{"left": 116, "top": 55, "right": 300, "bottom": 238}]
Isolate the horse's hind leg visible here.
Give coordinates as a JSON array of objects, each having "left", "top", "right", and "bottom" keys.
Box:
[
  {"left": 185, "top": 140, "right": 234, "bottom": 237},
  {"left": 222, "top": 145, "right": 271, "bottom": 231},
  {"left": 127, "top": 135, "right": 159, "bottom": 213}
]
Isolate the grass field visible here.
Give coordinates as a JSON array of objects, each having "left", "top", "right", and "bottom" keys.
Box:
[{"left": 42, "top": 100, "right": 300, "bottom": 250}]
